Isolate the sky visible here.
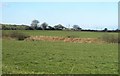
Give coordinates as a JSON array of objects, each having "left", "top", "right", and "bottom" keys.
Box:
[
  {"left": 1, "top": 0, "right": 119, "bottom": 2},
  {"left": 1, "top": 2, "right": 118, "bottom": 30}
]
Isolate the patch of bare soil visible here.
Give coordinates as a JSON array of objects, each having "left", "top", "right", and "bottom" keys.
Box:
[{"left": 25, "top": 36, "right": 104, "bottom": 43}]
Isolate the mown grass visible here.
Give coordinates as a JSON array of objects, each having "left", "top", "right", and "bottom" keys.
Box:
[
  {"left": 2, "top": 30, "right": 118, "bottom": 38},
  {"left": 2, "top": 39, "right": 118, "bottom": 74}
]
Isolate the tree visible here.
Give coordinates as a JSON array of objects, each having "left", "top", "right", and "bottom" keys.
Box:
[
  {"left": 48, "top": 26, "right": 54, "bottom": 30},
  {"left": 31, "top": 20, "right": 39, "bottom": 30},
  {"left": 103, "top": 28, "right": 108, "bottom": 32},
  {"left": 2, "top": 25, "right": 6, "bottom": 30},
  {"left": 41, "top": 22, "right": 48, "bottom": 30},
  {"left": 115, "top": 29, "right": 119, "bottom": 32},
  {"left": 54, "top": 24, "right": 65, "bottom": 30},
  {"left": 73, "top": 25, "right": 81, "bottom": 31}
]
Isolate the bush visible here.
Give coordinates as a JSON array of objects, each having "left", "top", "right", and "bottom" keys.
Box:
[
  {"left": 2, "top": 31, "right": 30, "bottom": 40},
  {"left": 10, "top": 31, "right": 30, "bottom": 40},
  {"left": 2, "top": 32, "right": 10, "bottom": 37},
  {"left": 66, "top": 35, "right": 79, "bottom": 38},
  {"left": 100, "top": 34, "right": 119, "bottom": 43}
]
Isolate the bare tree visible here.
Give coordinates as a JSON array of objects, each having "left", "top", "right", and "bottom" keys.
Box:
[
  {"left": 73, "top": 25, "right": 81, "bottom": 31},
  {"left": 41, "top": 22, "right": 48, "bottom": 30},
  {"left": 31, "top": 20, "right": 39, "bottom": 30}
]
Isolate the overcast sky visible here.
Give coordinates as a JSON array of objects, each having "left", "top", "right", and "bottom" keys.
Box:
[{"left": 1, "top": 2, "right": 118, "bottom": 30}]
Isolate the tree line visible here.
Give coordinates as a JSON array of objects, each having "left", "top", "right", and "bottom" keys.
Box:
[
  {"left": 1, "top": 19, "right": 120, "bottom": 32},
  {"left": 1, "top": 20, "right": 82, "bottom": 31}
]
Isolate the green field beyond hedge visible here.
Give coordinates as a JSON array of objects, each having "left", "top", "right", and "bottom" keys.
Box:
[{"left": 2, "top": 30, "right": 118, "bottom": 38}]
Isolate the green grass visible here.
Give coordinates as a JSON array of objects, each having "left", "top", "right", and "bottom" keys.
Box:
[
  {"left": 2, "top": 30, "right": 118, "bottom": 74},
  {"left": 2, "top": 30, "right": 118, "bottom": 38},
  {"left": 2, "top": 39, "right": 118, "bottom": 74}
]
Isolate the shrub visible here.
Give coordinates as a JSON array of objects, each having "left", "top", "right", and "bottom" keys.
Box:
[
  {"left": 2, "top": 32, "right": 10, "bottom": 37},
  {"left": 66, "top": 35, "right": 79, "bottom": 38},
  {"left": 2, "top": 31, "right": 30, "bottom": 40},
  {"left": 100, "top": 34, "right": 119, "bottom": 43},
  {"left": 10, "top": 31, "right": 30, "bottom": 40}
]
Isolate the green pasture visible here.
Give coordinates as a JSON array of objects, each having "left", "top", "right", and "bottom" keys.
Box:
[
  {"left": 2, "top": 30, "right": 118, "bottom": 38},
  {"left": 2, "top": 40, "right": 118, "bottom": 74},
  {"left": 2, "top": 30, "right": 118, "bottom": 74}
]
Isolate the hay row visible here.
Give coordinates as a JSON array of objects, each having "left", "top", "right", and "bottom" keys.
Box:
[{"left": 26, "top": 36, "right": 103, "bottom": 43}]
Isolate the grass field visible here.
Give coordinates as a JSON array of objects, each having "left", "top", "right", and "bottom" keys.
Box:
[
  {"left": 2, "top": 30, "right": 118, "bottom": 74},
  {"left": 2, "top": 30, "right": 118, "bottom": 38}
]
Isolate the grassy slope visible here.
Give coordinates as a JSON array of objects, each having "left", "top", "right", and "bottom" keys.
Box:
[
  {"left": 2, "top": 39, "right": 118, "bottom": 74},
  {"left": 2, "top": 30, "right": 118, "bottom": 38}
]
